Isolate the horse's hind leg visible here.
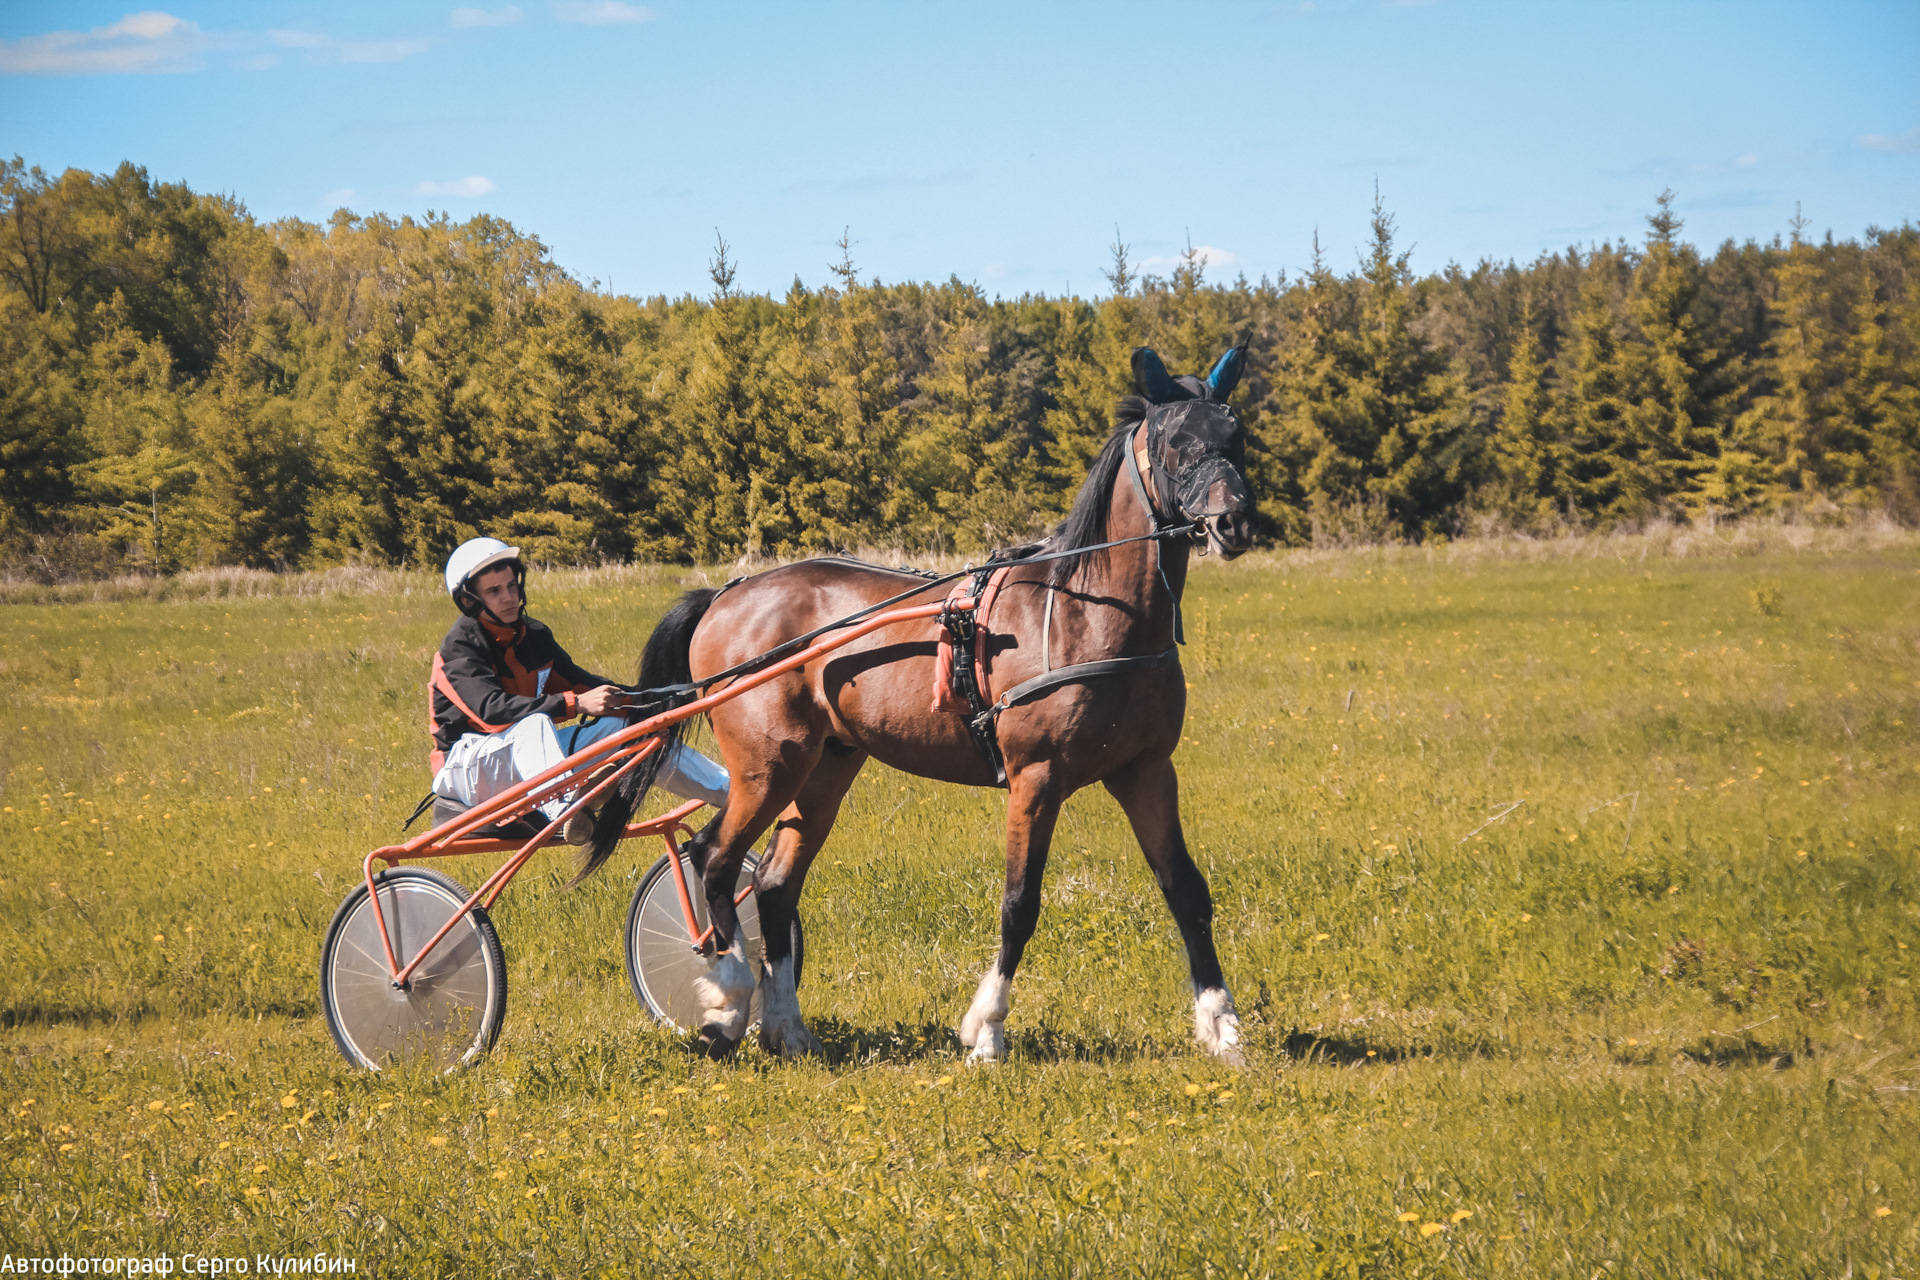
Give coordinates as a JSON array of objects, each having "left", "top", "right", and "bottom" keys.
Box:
[
  {"left": 753, "top": 747, "right": 867, "bottom": 1058},
  {"left": 689, "top": 756, "right": 810, "bottom": 1055},
  {"left": 958, "top": 763, "right": 1064, "bottom": 1066},
  {"left": 1103, "top": 754, "right": 1243, "bottom": 1066}
]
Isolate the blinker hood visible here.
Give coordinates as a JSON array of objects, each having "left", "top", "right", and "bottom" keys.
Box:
[{"left": 1144, "top": 400, "right": 1251, "bottom": 522}]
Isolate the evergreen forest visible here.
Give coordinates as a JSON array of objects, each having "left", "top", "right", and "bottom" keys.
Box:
[{"left": 3, "top": 156, "right": 1917, "bottom": 576}]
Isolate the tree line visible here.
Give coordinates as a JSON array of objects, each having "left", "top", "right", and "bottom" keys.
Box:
[{"left": 3, "top": 157, "right": 1916, "bottom": 576}]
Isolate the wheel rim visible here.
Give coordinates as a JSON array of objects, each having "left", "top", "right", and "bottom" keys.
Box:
[
  {"left": 325, "top": 875, "right": 501, "bottom": 1071},
  {"left": 627, "top": 854, "right": 762, "bottom": 1032}
]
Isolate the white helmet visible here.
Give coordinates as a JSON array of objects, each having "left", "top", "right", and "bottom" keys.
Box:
[{"left": 444, "top": 537, "right": 524, "bottom": 617}]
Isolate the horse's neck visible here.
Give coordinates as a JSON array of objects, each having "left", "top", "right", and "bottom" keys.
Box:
[{"left": 1074, "top": 460, "right": 1188, "bottom": 652}]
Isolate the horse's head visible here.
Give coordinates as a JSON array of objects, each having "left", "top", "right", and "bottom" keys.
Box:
[{"left": 1131, "top": 344, "right": 1256, "bottom": 559}]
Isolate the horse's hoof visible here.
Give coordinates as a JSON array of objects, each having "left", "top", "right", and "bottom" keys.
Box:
[
  {"left": 965, "top": 1040, "right": 1002, "bottom": 1067},
  {"left": 697, "top": 1028, "right": 740, "bottom": 1059},
  {"left": 962, "top": 1020, "right": 1005, "bottom": 1065},
  {"left": 1193, "top": 986, "right": 1245, "bottom": 1067},
  {"left": 761, "top": 1022, "right": 824, "bottom": 1059}
]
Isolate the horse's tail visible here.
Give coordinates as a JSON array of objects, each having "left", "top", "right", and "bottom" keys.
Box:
[{"left": 570, "top": 587, "right": 719, "bottom": 887}]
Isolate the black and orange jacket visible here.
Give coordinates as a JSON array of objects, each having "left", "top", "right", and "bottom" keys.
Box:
[{"left": 426, "top": 614, "right": 619, "bottom": 769}]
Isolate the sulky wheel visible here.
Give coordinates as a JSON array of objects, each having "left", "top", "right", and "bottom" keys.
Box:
[
  {"left": 320, "top": 867, "right": 507, "bottom": 1071},
  {"left": 625, "top": 852, "right": 765, "bottom": 1032}
]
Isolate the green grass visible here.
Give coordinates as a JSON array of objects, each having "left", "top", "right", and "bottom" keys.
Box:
[{"left": 4, "top": 537, "right": 1918, "bottom": 1277}]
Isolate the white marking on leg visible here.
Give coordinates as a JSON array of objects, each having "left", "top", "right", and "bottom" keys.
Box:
[
  {"left": 1193, "top": 985, "right": 1245, "bottom": 1066},
  {"left": 957, "top": 969, "right": 1011, "bottom": 1065},
  {"left": 692, "top": 949, "right": 755, "bottom": 1043},
  {"left": 757, "top": 954, "right": 821, "bottom": 1057}
]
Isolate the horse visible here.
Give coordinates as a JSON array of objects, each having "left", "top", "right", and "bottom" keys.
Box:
[{"left": 582, "top": 342, "right": 1258, "bottom": 1065}]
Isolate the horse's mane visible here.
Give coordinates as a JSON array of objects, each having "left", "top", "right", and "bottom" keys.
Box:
[{"left": 1046, "top": 397, "right": 1151, "bottom": 588}]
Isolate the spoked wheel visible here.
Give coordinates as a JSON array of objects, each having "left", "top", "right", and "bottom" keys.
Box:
[
  {"left": 625, "top": 852, "right": 765, "bottom": 1032},
  {"left": 320, "top": 867, "right": 507, "bottom": 1071}
]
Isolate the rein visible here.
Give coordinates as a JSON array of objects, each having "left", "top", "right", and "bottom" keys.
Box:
[{"left": 615, "top": 521, "right": 1198, "bottom": 712}]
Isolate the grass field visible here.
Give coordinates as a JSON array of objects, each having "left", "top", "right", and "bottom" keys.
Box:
[{"left": 4, "top": 530, "right": 1918, "bottom": 1277}]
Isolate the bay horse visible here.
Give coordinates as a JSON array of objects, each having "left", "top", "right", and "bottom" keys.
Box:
[{"left": 583, "top": 343, "right": 1257, "bottom": 1064}]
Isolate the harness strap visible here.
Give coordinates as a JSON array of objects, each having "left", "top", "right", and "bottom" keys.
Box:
[
  {"left": 977, "top": 647, "right": 1180, "bottom": 724},
  {"left": 1124, "top": 427, "right": 1184, "bottom": 646}
]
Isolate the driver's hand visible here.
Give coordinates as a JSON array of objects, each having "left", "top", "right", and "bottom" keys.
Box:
[{"left": 577, "top": 685, "right": 622, "bottom": 717}]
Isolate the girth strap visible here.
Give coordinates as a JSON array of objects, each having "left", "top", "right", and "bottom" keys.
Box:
[{"left": 979, "top": 647, "right": 1180, "bottom": 721}]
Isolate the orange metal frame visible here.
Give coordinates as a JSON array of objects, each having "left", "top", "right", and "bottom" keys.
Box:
[{"left": 359, "top": 596, "right": 970, "bottom": 987}]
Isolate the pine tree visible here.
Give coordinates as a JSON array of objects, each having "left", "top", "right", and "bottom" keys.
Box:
[
  {"left": 1491, "top": 292, "right": 1561, "bottom": 523},
  {"left": 1834, "top": 270, "right": 1920, "bottom": 515},
  {"left": 1345, "top": 190, "right": 1475, "bottom": 539},
  {"left": 1744, "top": 211, "right": 1845, "bottom": 497},
  {"left": 189, "top": 357, "right": 314, "bottom": 567},
  {"left": 1557, "top": 253, "right": 1635, "bottom": 518},
  {"left": 1619, "top": 191, "right": 1741, "bottom": 512}
]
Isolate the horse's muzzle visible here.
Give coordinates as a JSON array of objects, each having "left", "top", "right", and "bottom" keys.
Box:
[{"left": 1202, "top": 510, "right": 1254, "bottom": 559}]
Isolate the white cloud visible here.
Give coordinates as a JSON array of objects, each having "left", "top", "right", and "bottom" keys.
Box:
[
  {"left": 416, "top": 176, "right": 499, "bottom": 198},
  {"left": 1859, "top": 128, "right": 1920, "bottom": 154},
  {"left": 450, "top": 5, "right": 523, "bottom": 28},
  {"left": 552, "top": 1, "right": 654, "bottom": 24},
  {"left": 1139, "top": 245, "right": 1238, "bottom": 275},
  {"left": 1735, "top": 152, "right": 1758, "bottom": 167},
  {"left": 269, "top": 29, "right": 434, "bottom": 62},
  {"left": 0, "top": 10, "right": 211, "bottom": 75}
]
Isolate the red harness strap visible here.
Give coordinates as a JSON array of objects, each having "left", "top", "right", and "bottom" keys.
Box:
[
  {"left": 932, "top": 566, "right": 1011, "bottom": 713},
  {"left": 425, "top": 651, "right": 512, "bottom": 772}
]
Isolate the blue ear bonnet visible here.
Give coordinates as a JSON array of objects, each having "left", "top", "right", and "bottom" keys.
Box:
[
  {"left": 1206, "top": 344, "right": 1247, "bottom": 398},
  {"left": 1132, "top": 342, "right": 1248, "bottom": 404}
]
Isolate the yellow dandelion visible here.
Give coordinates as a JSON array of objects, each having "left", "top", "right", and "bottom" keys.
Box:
[
  {"left": 975, "top": 1166, "right": 990, "bottom": 1179},
  {"left": 1313, "top": 932, "right": 1330, "bottom": 942},
  {"left": 649, "top": 1107, "right": 668, "bottom": 1117},
  {"left": 1216, "top": 1092, "right": 1234, "bottom": 1102},
  {"left": 1875, "top": 1207, "right": 1893, "bottom": 1218},
  {"left": 1450, "top": 1209, "right": 1473, "bottom": 1223},
  {"left": 153, "top": 934, "right": 165, "bottom": 944},
  {"left": 279, "top": 1094, "right": 297, "bottom": 1109},
  {"left": 486, "top": 1107, "right": 499, "bottom": 1118},
  {"left": 936, "top": 1075, "right": 953, "bottom": 1086},
  {"left": 244, "top": 1187, "right": 261, "bottom": 1198},
  {"left": 1184, "top": 1083, "right": 1202, "bottom": 1096},
  {"left": 1306, "top": 1170, "right": 1324, "bottom": 1179},
  {"left": 492, "top": 1170, "right": 508, "bottom": 1179},
  {"left": 532, "top": 1147, "right": 546, "bottom": 1157},
  {"left": 217, "top": 1141, "right": 230, "bottom": 1150},
  {"left": 1420, "top": 1222, "right": 1446, "bottom": 1237},
  {"left": 58, "top": 1143, "right": 74, "bottom": 1152},
  {"left": 1397, "top": 1211, "right": 1420, "bottom": 1223},
  {"left": 671, "top": 1086, "right": 691, "bottom": 1095},
  {"left": 377, "top": 1101, "right": 394, "bottom": 1111},
  {"left": 147, "top": 1100, "right": 166, "bottom": 1112},
  {"left": 525, "top": 1188, "right": 538, "bottom": 1198},
  {"left": 704, "top": 1125, "right": 721, "bottom": 1136},
  {"left": 428, "top": 1135, "right": 447, "bottom": 1147},
  {"left": 844, "top": 1104, "right": 866, "bottom": 1114}
]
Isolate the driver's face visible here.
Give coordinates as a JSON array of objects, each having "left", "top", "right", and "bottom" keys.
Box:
[{"left": 473, "top": 565, "right": 522, "bottom": 624}]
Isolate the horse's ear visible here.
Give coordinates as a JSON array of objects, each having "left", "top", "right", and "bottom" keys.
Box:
[
  {"left": 1206, "top": 342, "right": 1248, "bottom": 399},
  {"left": 1131, "top": 347, "right": 1178, "bottom": 403}
]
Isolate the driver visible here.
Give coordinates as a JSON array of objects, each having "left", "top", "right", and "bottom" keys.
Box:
[{"left": 428, "top": 537, "right": 729, "bottom": 843}]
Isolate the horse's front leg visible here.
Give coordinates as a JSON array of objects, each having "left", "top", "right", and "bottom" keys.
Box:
[
  {"left": 958, "top": 763, "right": 1063, "bottom": 1066},
  {"left": 1103, "top": 753, "right": 1243, "bottom": 1066}
]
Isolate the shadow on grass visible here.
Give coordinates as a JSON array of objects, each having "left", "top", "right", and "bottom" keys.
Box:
[{"left": 0, "top": 999, "right": 315, "bottom": 1029}]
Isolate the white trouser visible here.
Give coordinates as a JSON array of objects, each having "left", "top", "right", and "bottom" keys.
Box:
[{"left": 431, "top": 714, "right": 730, "bottom": 822}]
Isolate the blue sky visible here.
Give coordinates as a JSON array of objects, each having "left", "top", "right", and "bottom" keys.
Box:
[{"left": 3, "top": 1, "right": 1916, "bottom": 299}]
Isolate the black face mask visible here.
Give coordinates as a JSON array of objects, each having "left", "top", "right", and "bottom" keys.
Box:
[{"left": 1145, "top": 400, "right": 1252, "bottom": 523}]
